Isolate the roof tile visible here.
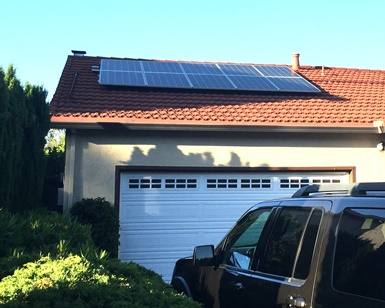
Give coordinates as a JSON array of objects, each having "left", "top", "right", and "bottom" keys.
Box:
[{"left": 50, "top": 56, "right": 385, "bottom": 129}]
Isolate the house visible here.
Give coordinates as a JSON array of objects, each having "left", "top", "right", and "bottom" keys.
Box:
[{"left": 50, "top": 51, "right": 385, "bottom": 281}]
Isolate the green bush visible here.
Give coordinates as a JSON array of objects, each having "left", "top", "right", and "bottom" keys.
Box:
[
  {"left": 0, "top": 255, "right": 200, "bottom": 307},
  {"left": 70, "top": 198, "right": 119, "bottom": 258},
  {"left": 0, "top": 208, "right": 198, "bottom": 307},
  {"left": 0, "top": 208, "right": 96, "bottom": 279}
]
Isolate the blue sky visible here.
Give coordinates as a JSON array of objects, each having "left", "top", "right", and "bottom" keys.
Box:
[{"left": 1, "top": 0, "right": 384, "bottom": 101}]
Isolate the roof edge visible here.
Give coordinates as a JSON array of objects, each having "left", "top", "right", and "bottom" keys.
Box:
[{"left": 50, "top": 120, "right": 380, "bottom": 134}]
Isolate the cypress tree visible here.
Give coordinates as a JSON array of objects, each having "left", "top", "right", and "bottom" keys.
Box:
[
  {"left": 0, "top": 66, "right": 50, "bottom": 212},
  {"left": 0, "top": 69, "right": 10, "bottom": 208},
  {"left": 22, "top": 83, "right": 50, "bottom": 209},
  {"left": 2, "top": 66, "right": 26, "bottom": 211}
]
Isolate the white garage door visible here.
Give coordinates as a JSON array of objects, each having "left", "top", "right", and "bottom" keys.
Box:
[{"left": 119, "top": 171, "right": 349, "bottom": 282}]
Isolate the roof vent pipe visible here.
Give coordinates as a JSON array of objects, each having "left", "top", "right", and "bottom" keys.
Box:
[{"left": 292, "top": 53, "right": 300, "bottom": 71}]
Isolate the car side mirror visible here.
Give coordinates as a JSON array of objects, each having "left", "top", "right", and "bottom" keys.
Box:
[{"left": 193, "top": 245, "right": 215, "bottom": 266}]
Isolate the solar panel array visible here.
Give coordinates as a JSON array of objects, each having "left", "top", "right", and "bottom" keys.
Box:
[{"left": 98, "top": 59, "right": 320, "bottom": 93}]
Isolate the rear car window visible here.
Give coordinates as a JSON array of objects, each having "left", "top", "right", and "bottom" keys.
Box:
[{"left": 333, "top": 208, "right": 385, "bottom": 301}]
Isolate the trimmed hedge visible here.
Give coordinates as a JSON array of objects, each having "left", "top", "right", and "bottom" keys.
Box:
[{"left": 0, "top": 255, "right": 199, "bottom": 307}]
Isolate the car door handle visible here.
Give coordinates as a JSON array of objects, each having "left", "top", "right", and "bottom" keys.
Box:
[
  {"left": 230, "top": 281, "right": 244, "bottom": 291},
  {"left": 286, "top": 295, "right": 306, "bottom": 307}
]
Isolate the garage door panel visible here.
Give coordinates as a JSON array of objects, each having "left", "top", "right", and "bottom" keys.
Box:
[
  {"left": 119, "top": 171, "right": 349, "bottom": 282},
  {"left": 120, "top": 202, "right": 202, "bottom": 222},
  {"left": 120, "top": 229, "right": 227, "bottom": 250},
  {"left": 121, "top": 220, "right": 234, "bottom": 230},
  {"left": 121, "top": 201, "right": 260, "bottom": 224}
]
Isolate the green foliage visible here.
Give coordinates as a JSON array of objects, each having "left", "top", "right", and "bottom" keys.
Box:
[
  {"left": 70, "top": 198, "right": 120, "bottom": 258},
  {"left": 0, "top": 208, "right": 95, "bottom": 279},
  {"left": 0, "top": 255, "right": 199, "bottom": 307},
  {"left": 45, "top": 129, "right": 65, "bottom": 153},
  {"left": 0, "top": 65, "right": 50, "bottom": 212},
  {"left": 43, "top": 130, "right": 65, "bottom": 211},
  {"left": 44, "top": 144, "right": 65, "bottom": 188},
  {"left": 21, "top": 83, "right": 50, "bottom": 210},
  {"left": 0, "top": 69, "right": 10, "bottom": 177},
  {"left": 0, "top": 66, "right": 25, "bottom": 210},
  {"left": 0, "top": 209, "right": 198, "bottom": 307}
]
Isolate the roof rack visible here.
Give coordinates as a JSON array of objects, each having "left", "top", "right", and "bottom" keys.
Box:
[{"left": 292, "top": 182, "right": 385, "bottom": 198}]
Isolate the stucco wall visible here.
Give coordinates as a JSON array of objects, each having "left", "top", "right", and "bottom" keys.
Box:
[{"left": 63, "top": 129, "right": 385, "bottom": 210}]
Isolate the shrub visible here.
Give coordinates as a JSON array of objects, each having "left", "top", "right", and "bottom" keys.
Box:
[
  {"left": 21, "top": 209, "right": 95, "bottom": 256},
  {"left": 0, "top": 208, "right": 25, "bottom": 258},
  {"left": 70, "top": 198, "right": 119, "bottom": 258},
  {"left": 0, "top": 208, "right": 96, "bottom": 279},
  {"left": 0, "top": 255, "right": 200, "bottom": 307}
]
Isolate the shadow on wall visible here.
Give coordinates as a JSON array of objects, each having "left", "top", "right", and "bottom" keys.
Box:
[{"left": 122, "top": 144, "right": 247, "bottom": 167}]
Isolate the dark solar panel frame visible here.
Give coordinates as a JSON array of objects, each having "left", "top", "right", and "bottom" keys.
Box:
[{"left": 98, "top": 59, "right": 321, "bottom": 93}]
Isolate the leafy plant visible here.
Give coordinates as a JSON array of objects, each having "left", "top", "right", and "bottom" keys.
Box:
[
  {"left": 0, "top": 255, "right": 200, "bottom": 307},
  {"left": 0, "top": 208, "right": 96, "bottom": 279},
  {"left": 70, "top": 198, "right": 119, "bottom": 258}
]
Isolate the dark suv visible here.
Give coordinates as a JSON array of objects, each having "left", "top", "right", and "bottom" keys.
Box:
[{"left": 171, "top": 183, "right": 385, "bottom": 307}]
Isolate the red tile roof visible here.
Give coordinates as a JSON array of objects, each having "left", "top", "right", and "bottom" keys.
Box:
[{"left": 50, "top": 55, "right": 385, "bottom": 130}]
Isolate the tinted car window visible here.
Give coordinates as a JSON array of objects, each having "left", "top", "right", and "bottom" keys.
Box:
[
  {"left": 222, "top": 208, "right": 272, "bottom": 270},
  {"left": 334, "top": 208, "right": 385, "bottom": 301},
  {"left": 294, "top": 209, "right": 322, "bottom": 279},
  {"left": 258, "top": 207, "right": 320, "bottom": 278}
]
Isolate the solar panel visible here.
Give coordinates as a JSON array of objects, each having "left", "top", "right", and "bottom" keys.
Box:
[
  {"left": 267, "top": 77, "right": 319, "bottom": 92},
  {"left": 146, "top": 72, "right": 190, "bottom": 88},
  {"left": 142, "top": 61, "right": 183, "bottom": 73},
  {"left": 100, "top": 59, "right": 142, "bottom": 72},
  {"left": 230, "top": 76, "right": 278, "bottom": 91},
  {"left": 219, "top": 64, "right": 262, "bottom": 76},
  {"left": 181, "top": 63, "right": 222, "bottom": 75},
  {"left": 98, "top": 59, "right": 321, "bottom": 93},
  {"left": 254, "top": 65, "right": 298, "bottom": 77},
  {"left": 188, "top": 74, "right": 235, "bottom": 89},
  {"left": 99, "top": 71, "right": 145, "bottom": 86}
]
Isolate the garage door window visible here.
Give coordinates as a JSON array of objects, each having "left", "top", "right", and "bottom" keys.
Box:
[
  {"left": 165, "top": 179, "right": 197, "bottom": 189},
  {"left": 207, "top": 178, "right": 271, "bottom": 189},
  {"left": 280, "top": 178, "right": 341, "bottom": 189},
  {"left": 128, "top": 178, "right": 161, "bottom": 189}
]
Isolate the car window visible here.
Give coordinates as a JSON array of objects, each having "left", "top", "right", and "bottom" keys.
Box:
[
  {"left": 294, "top": 209, "right": 322, "bottom": 279},
  {"left": 258, "top": 207, "right": 321, "bottom": 278},
  {"left": 333, "top": 208, "right": 385, "bottom": 301},
  {"left": 222, "top": 208, "right": 272, "bottom": 270}
]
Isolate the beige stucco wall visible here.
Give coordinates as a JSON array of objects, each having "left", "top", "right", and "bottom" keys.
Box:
[{"left": 63, "top": 129, "right": 385, "bottom": 211}]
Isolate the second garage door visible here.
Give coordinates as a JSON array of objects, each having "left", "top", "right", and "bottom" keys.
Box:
[{"left": 119, "top": 171, "right": 349, "bottom": 281}]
